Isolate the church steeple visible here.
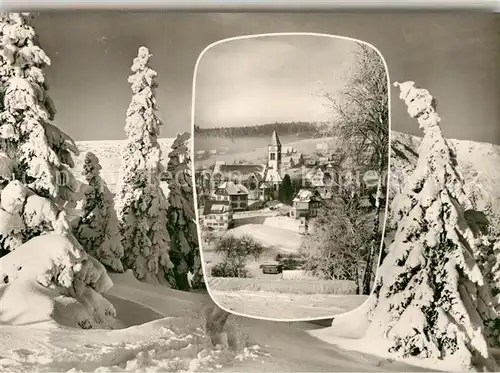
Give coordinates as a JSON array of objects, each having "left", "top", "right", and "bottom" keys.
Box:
[
  {"left": 270, "top": 129, "right": 281, "bottom": 147},
  {"left": 267, "top": 128, "right": 282, "bottom": 171}
]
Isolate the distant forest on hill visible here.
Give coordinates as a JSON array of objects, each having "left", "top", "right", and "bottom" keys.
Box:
[{"left": 194, "top": 121, "right": 327, "bottom": 138}]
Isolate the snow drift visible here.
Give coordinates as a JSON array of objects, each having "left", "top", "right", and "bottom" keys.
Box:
[{"left": 0, "top": 233, "right": 118, "bottom": 329}]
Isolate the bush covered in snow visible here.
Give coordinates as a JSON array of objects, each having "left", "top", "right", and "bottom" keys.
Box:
[
  {"left": 73, "top": 152, "right": 124, "bottom": 272},
  {"left": 367, "top": 81, "right": 499, "bottom": 371},
  {"left": 114, "top": 46, "right": 172, "bottom": 282}
]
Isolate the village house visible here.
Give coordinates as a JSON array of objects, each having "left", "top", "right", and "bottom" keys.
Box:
[
  {"left": 213, "top": 181, "right": 250, "bottom": 211},
  {"left": 290, "top": 189, "right": 323, "bottom": 220},
  {"left": 210, "top": 162, "right": 265, "bottom": 200},
  {"left": 203, "top": 200, "right": 234, "bottom": 230},
  {"left": 282, "top": 152, "right": 304, "bottom": 168},
  {"left": 302, "top": 167, "right": 332, "bottom": 199}
]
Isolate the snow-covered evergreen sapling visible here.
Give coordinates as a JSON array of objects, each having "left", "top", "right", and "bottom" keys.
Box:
[
  {"left": 0, "top": 13, "right": 80, "bottom": 253},
  {"left": 366, "top": 81, "right": 499, "bottom": 371},
  {"left": 115, "top": 46, "right": 172, "bottom": 282},
  {"left": 165, "top": 132, "right": 204, "bottom": 290},
  {"left": 73, "top": 152, "right": 124, "bottom": 272}
]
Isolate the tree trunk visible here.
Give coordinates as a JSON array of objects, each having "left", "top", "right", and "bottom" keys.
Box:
[
  {"left": 355, "top": 265, "right": 360, "bottom": 295},
  {"left": 362, "top": 170, "right": 383, "bottom": 295},
  {"left": 204, "top": 303, "right": 231, "bottom": 346}
]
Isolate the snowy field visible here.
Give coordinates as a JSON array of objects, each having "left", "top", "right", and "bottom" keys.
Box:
[
  {"left": 209, "top": 290, "right": 367, "bottom": 320},
  {"left": 228, "top": 224, "right": 303, "bottom": 254},
  {"left": 201, "top": 217, "right": 363, "bottom": 320},
  {"left": 73, "top": 138, "right": 175, "bottom": 194},
  {"left": 194, "top": 136, "right": 335, "bottom": 168},
  {"left": 0, "top": 269, "right": 430, "bottom": 373}
]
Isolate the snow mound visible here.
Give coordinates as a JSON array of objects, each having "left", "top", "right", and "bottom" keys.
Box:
[
  {"left": 0, "top": 233, "right": 118, "bottom": 330},
  {"left": 0, "top": 271, "right": 265, "bottom": 372}
]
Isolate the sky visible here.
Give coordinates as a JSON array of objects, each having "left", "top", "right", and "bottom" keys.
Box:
[
  {"left": 33, "top": 12, "right": 500, "bottom": 144},
  {"left": 194, "top": 35, "right": 357, "bottom": 128}
]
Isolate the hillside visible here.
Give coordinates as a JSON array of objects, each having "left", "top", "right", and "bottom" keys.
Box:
[
  {"left": 194, "top": 122, "right": 324, "bottom": 139},
  {"left": 390, "top": 131, "right": 500, "bottom": 213},
  {"left": 73, "top": 138, "right": 175, "bottom": 194},
  {"left": 70, "top": 132, "right": 500, "bottom": 217}
]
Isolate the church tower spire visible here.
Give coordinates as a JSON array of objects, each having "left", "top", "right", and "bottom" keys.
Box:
[{"left": 267, "top": 129, "right": 282, "bottom": 171}]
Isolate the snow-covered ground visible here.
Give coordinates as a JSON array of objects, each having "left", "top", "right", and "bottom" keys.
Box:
[
  {"left": 228, "top": 224, "right": 302, "bottom": 254},
  {"left": 209, "top": 290, "right": 367, "bottom": 320},
  {"left": 0, "top": 268, "right": 432, "bottom": 373},
  {"left": 194, "top": 136, "right": 332, "bottom": 168},
  {"left": 73, "top": 138, "right": 175, "bottom": 194}
]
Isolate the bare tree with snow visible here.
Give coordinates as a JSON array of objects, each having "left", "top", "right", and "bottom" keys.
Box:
[
  {"left": 322, "top": 43, "right": 389, "bottom": 295},
  {"left": 114, "top": 46, "right": 172, "bottom": 282},
  {"left": 0, "top": 13, "right": 81, "bottom": 254},
  {"left": 73, "top": 152, "right": 124, "bottom": 272},
  {"left": 366, "top": 81, "right": 499, "bottom": 371},
  {"left": 301, "top": 187, "right": 374, "bottom": 293}
]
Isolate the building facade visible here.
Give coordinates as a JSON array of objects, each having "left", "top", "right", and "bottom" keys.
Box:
[
  {"left": 213, "top": 181, "right": 249, "bottom": 211},
  {"left": 290, "top": 189, "right": 323, "bottom": 220},
  {"left": 203, "top": 200, "right": 234, "bottom": 230}
]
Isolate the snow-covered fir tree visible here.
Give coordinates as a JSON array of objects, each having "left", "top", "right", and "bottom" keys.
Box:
[
  {"left": 0, "top": 13, "right": 80, "bottom": 254},
  {"left": 480, "top": 202, "right": 500, "bottom": 303},
  {"left": 164, "top": 132, "right": 204, "bottom": 290},
  {"left": 73, "top": 152, "right": 124, "bottom": 272},
  {"left": 366, "top": 81, "right": 499, "bottom": 371},
  {"left": 114, "top": 46, "right": 172, "bottom": 282}
]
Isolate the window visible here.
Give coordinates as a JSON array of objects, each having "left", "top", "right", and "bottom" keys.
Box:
[{"left": 270, "top": 153, "right": 276, "bottom": 161}]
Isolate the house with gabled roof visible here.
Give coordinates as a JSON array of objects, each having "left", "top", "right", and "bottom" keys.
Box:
[
  {"left": 290, "top": 188, "right": 323, "bottom": 220},
  {"left": 210, "top": 162, "right": 265, "bottom": 200},
  {"left": 213, "top": 181, "right": 249, "bottom": 211},
  {"left": 203, "top": 200, "right": 234, "bottom": 230}
]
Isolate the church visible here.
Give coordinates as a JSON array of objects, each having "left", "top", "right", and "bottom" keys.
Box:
[{"left": 209, "top": 129, "right": 296, "bottom": 202}]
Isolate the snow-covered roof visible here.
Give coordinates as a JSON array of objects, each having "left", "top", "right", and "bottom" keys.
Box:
[
  {"left": 203, "top": 200, "right": 231, "bottom": 215},
  {"left": 304, "top": 167, "right": 324, "bottom": 180},
  {"left": 259, "top": 182, "right": 273, "bottom": 189},
  {"left": 293, "top": 188, "right": 322, "bottom": 203},
  {"left": 264, "top": 169, "right": 282, "bottom": 183},
  {"left": 212, "top": 163, "right": 265, "bottom": 181},
  {"left": 216, "top": 181, "right": 249, "bottom": 195}
]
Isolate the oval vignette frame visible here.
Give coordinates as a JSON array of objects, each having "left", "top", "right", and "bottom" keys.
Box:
[{"left": 189, "top": 32, "right": 393, "bottom": 323}]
